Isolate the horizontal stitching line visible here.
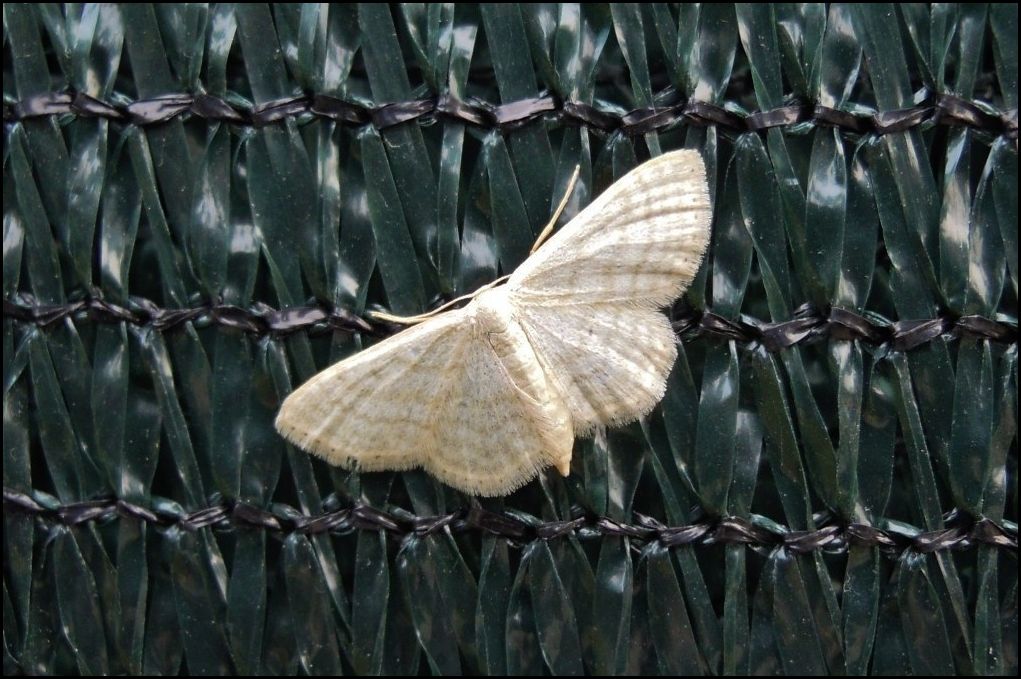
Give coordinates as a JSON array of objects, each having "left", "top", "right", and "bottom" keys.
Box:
[
  {"left": 4, "top": 487, "right": 1015, "bottom": 554},
  {"left": 4, "top": 295, "right": 1017, "bottom": 351},
  {"left": 4, "top": 89, "right": 1017, "bottom": 138}
]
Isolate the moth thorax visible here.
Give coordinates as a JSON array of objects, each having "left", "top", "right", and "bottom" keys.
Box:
[
  {"left": 470, "top": 287, "right": 573, "bottom": 470},
  {"left": 472, "top": 289, "right": 548, "bottom": 391}
]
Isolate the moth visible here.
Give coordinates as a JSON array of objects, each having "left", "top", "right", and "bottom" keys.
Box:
[{"left": 276, "top": 149, "right": 712, "bottom": 495}]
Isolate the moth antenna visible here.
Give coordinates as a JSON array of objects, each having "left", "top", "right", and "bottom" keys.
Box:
[
  {"left": 369, "top": 274, "right": 512, "bottom": 325},
  {"left": 371, "top": 165, "right": 581, "bottom": 326},
  {"left": 369, "top": 163, "right": 579, "bottom": 322},
  {"left": 530, "top": 164, "right": 582, "bottom": 254}
]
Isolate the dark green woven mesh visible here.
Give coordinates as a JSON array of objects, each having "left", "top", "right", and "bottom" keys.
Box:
[{"left": 3, "top": 4, "right": 1018, "bottom": 675}]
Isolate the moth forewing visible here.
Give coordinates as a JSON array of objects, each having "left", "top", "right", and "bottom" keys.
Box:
[{"left": 505, "top": 149, "right": 711, "bottom": 432}]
